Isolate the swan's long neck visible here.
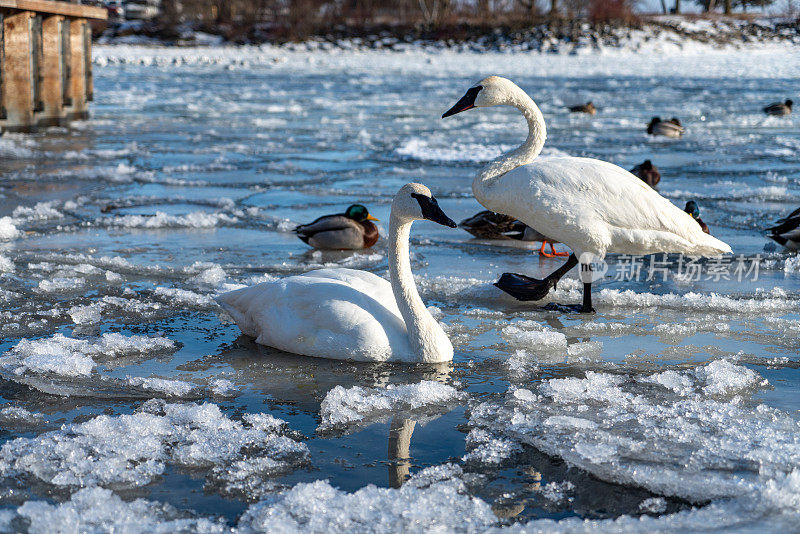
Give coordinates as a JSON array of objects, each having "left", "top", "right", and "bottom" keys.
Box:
[
  {"left": 473, "top": 89, "right": 546, "bottom": 206},
  {"left": 388, "top": 215, "right": 443, "bottom": 361}
]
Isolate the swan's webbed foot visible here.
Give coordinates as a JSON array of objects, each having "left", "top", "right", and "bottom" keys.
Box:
[
  {"left": 494, "top": 272, "right": 556, "bottom": 301},
  {"left": 543, "top": 302, "right": 596, "bottom": 314},
  {"left": 495, "top": 255, "right": 579, "bottom": 303}
]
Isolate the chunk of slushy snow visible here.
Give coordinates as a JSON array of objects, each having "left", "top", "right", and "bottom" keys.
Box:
[
  {"left": 0, "top": 333, "right": 176, "bottom": 377},
  {"left": 0, "top": 217, "right": 20, "bottom": 241},
  {"left": 319, "top": 381, "right": 463, "bottom": 429},
  {"left": 238, "top": 464, "right": 496, "bottom": 534},
  {"left": 0, "top": 400, "right": 308, "bottom": 489},
  {"left": 11, "top": 487, "right": 227, "bottom": 534}
]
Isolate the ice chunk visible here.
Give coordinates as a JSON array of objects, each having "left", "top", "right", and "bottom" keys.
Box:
[
  {"left": 693, "top": 360, "right": 766, "bottom": 396},
  {"left": 122, "top": 376, "right": 198, "bottom": 397},
  {"left": 0, "top": 400, "right": 308, "bottom": 490},
  {"left": 319, "top": 381, "right": 463, "bottom": 431},
  {"left": 502, "top": 322, "right": 568, "bottom": 350},
  {"left": 639, "top": 496, "right": 667, "bottom": 514},
  {"left": 470, "top": 364, "right": 794, "bottom": 503},
  {"left": 496, "top": 469, "right": 800, "bottom": 532},
  {"left": 597, "top": 288, "right": 799, "bottom": 314},
  {"left": 12, "top": 201, "right": 63, "bottom": 221},
  {"left": 0, "top": 405, "right": 45, "bottom": 426},
  {"left": 463, "top": 428, "right": 522, "bottom": 465},
  {"left": 566, "top": 341, "right": 603, "bottom": 358},
  {"left": 190, "top": 266, "right": 227, "bottom": 286},
  {"left": 99, "top": 211, "right": 237, "bottom": 229},
  {"left": 639, "top": 369, "right": 694, "bottom": 396},
  {"left": 640, "top": 360, "right": 766, "bottom": 397},
  {"left": 68, "top": 304, "right": 103, "bottom": 325},
  {"left": 37, "top": 277, "right": 85, "bottom": 292},
  {"left": 0, "top": 255, "right": 13, "bottom": 273},
  {"left": 0, "top": 333, "right": 176, "bottom": 378},
  {"left": 238, "top": 464, "right": 496, "bottom": 534},
  {"left": 209, "top": 378, "right": 238, "bottom": 396},
  {"left": 154, "top": 286, "right": 216, "bottom": 307},
  {"left": 0, "top": 217, "right": 20, "bottom": 241},
  {"left": 539, "top": 481, "right": 575, "bottom": 503},
  {"left": 8, "top": 487, "right": 227, "bottom": 533},
  {"left": 785, "top": 255, "right": 800, "bottom": 273}
]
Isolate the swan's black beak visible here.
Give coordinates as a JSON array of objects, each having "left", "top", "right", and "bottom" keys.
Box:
[
  {"left": 442, "top": 86, "right": 482, "bottom": 118},
  {"left": 412, "top": 193, "right": 458, "bottom": 228}
]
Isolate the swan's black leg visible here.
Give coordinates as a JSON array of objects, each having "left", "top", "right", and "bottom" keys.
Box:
[
  {"left": 581, "top": 283, "right": 595, "bottom": 313},
  {"left": 494, "top": 254, "right": 578, "bottom": 301},
  {"left": 542, "top": 282, "right": 596, "bottom": 313}
]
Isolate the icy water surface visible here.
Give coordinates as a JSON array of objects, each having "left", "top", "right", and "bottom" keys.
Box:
[{"left": 1, "top": 45, "right": 800, "bottom": 531}]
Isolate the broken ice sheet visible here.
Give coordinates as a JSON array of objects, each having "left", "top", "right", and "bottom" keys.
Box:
[
  {"left": 0, "top": 333, "right": 176, "bottom": 378},
  {"left": 0, "top": 333, "right": 186, "bottom": 397},
  {"left": 1, "top": 487, "right": 228, "bottom": 534},
  {"left": 469, "top": 362, "right": 795, "bottom": 503},
  {"left": 317, "top": 380, "right": 465, "bottom": 435},
  {"left": 0, "top": 400, "right": 309, "bottom": 497},
  {"left": 238, "top": 464, "right": 497, "bottom": 534}
]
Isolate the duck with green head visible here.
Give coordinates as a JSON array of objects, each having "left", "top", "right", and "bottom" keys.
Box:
[
  {"left": 685, "top": 201, "right": 709, "bottom": 234},
  {"left": 295, "top": 204, "right": 380, "bottom": 250}
]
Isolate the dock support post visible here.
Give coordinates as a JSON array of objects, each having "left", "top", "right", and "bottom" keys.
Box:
[
  {"left": 1, "top": 10, "right": 35, "bottom": 132},
  {"left": 0, "top": 2, "right": 105, "bottom": 132},
  {"left": 64, "top": 17, "right": 87, "bottom": 120},
  {"left": 38, "top": 14, "right": 64, "bottom": 126}
]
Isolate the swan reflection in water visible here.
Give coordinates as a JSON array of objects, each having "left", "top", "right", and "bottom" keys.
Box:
[
  {"left": 387, "top": 418, "right": 416, "bottom": 488},
  {"left": 198, "top": 337, "right": 454, "bottom": 490}
]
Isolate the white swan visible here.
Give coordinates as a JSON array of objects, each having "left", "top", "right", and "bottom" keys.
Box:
[
  {"left": 216, "top": 183, "right": 457, "bottom": 363},
  {"left": 442, "top": 76, "right": 732, "bottom": 312}
]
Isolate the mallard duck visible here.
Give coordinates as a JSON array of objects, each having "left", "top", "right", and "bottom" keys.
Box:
[
  {"left": 647, "top": 117, "right": 684, "bottom": 138},
  {"left": 767, "top": 207, "right": 800, "bottom": 250},
  {"left": 568, "top": 101, "right": 596, "bottom": 115},
  {"left": 460, "top": 210, "right": 569, "bottom": 257},
  {"left": 684, "top": 201, "right": 709, "bottom": 234},
  {"left": 763, "top": 99, "right": 792, "bottom": 117},
  {"left": 294, "top": 204, "right": 379, "bottom": 250},
  {"left": 629, "top": 159, "right": 660, "bottom": 188}
]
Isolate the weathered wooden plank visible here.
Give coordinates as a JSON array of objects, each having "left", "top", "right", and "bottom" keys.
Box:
[{"left": 0, "top": 0, "right": 107, "bottom": 20}]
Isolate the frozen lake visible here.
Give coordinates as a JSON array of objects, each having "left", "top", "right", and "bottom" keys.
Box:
[{"left": 1, "top": 44, "right": 799, "bottom": 531}]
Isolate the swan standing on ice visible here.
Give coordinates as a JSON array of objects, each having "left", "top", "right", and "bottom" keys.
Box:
[
  {"left": 216, "top": 183, "right": 457, "bottom": 362},
  {"left": 442, "top": 76, "right": 732, "bottom": 313}
]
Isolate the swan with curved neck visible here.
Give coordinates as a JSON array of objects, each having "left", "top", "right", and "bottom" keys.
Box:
[
  {"left": 216, "top": 183, "right": 456, "bottom": 363},
  {"left": 443, "top": 76, "right": 732, "bottom": 313}
]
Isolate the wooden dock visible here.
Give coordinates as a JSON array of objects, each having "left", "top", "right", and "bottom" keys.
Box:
[{"left": 1, "top": 0, "right": 107, "bottom": 132}]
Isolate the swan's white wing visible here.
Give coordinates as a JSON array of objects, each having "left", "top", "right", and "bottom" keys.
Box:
[
  {"left": 216, "top": 268, "right": 413, "bottom": 362},
  {"left": 486, "top": 157, "right": 732, "bottom": 257}
]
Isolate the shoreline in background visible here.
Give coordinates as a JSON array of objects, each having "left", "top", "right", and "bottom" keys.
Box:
[{"left": 97, "top": 15, "right": 800, "bottom": 54}]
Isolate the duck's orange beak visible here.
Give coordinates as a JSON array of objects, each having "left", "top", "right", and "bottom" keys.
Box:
[{"left": 367, "top": 214, "right": 379, "bottom": 221}]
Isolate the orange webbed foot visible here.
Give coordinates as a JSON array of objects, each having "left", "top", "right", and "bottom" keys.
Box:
[{"left": 539, "top": 241, "right": 570, "bottom": 258}]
